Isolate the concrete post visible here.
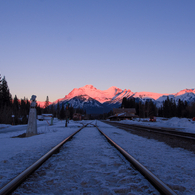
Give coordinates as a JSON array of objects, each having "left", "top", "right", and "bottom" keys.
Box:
[
  {"left": 51, "top": 116, "right": 53, "bottom": 125},
  {"left": 26, "top": 95, "right": 37, "bottom": 137}
]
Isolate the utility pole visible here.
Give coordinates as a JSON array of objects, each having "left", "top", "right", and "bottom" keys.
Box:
[
  {"left": 65, "top": 103, "right": 70, "bottom": 127},
  {"left": 139, "top": 95, "right": 142, "bottom": 121}
]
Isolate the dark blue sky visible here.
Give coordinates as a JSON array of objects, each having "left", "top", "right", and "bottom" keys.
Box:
[{"left": 1, "top": 0, "right": 195, "bottom": 101}]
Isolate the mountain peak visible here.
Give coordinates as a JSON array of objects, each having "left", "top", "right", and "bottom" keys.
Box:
[
  {"left": 64, "top": 85, "right": 124, "bottom": 103},
  {"left": 104, "top": 86, "right": 123, "bottom": 95},
  {"left": 175, "top": 88, "right": 195, "bottom": 96},
  {"left": 108, "top": 86, "right": 119, "bottom": 90},
  {"left": 83, "top": 85, "right": 96, "bottom": 89}
]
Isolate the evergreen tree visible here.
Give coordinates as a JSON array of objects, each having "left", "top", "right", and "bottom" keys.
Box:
[
  {"left": 44, "top": 96, "right": 49, "bottom": 113},
  {"left": 158, "top": 106, "right": 163, "bottom": 117},
  {"left": 20, "top": 98, "right": 26, "bottom": 116},
  {"left": 176, "top": 99, "right": 183, "bottom": 117},
  {"left": 0, "top": 76, "right": 12, "bottom": 124},
  {"left": 60, "top": 104, "right": 65, "bottom": 119},
  {"left": 147, "top": 100, "right": 157, "bottom": 117},
  {"left": 171, "top": 99, "right": 177, "bottom": 117},
  {"left": 121, "top": 97, "right": 135, "bottom": 108},
  {"left": 1, "top": 76, "right": 12, "bottom": 107},
  {"left": 69, "top": 105, "right": 74, "bottom": 119},
  {"left": 182, "top": 101, "right": 188, "bottom": 117},
  {"left": 20, "top": 98, "right": 28, "bottom": 124},
  {"left": 0, "top": 74, "right": 2, "bottom": 108},
  {"left": 25, "top": 98, "right": 30, "bottom": 114},
  {"left": 0, "top": 105, "right": 12, "bottom": 124},
  {"left": 139, "top": 102, "right": 145, "bottom": 118},
  {"left": 56, "top": 100, "right": 60, "bottom": 118},
  {"left": 13, "top": 95, "right": 19, "bottom": 124},
  {"left": 121, "top": 97, "right": 127, "bottom": 108},
  {"left": 162, "top": 97, "right": 173, "bottom": 118},
  {"left": 45, "top": 96, "right": 49, "bottom": 108},
  {"left": 187, "top": 102, "right": 195, "bottom": 118},
  {"left": 36, "top": 103, "right": 43, "bottom": 115},
  {"left": 13, "top": 95, "right": 19, "bottom": 111}
]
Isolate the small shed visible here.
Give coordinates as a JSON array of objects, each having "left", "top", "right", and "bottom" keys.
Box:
[
  {"left": 73, "top": 113, "right": 82, "bottom": 121},
  {"left": 109, "top": 108, "right": 137, "bottom": 121}
]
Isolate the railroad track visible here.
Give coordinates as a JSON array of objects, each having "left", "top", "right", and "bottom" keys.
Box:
[
  {"left": 0, "top": 123, "right": 177, "bottom": 195},
  {"left": 103, "top": 121, "right": 195, "bottom": 140}
]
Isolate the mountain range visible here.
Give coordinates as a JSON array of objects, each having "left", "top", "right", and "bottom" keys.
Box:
[{"left": 37, "top": 85, "right": 195, "bottom": 114}]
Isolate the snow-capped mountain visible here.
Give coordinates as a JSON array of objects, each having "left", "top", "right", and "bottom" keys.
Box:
[
  {"left": 64, "top": 85, "right": 126, "bottom": 103},
  {"left": 155, "top": 89, "right": 195, "bottom": 108},
  {"left": 132, "top": 91, "right": 167, "bottom": 100},
  {"left": 43, "top": 85, "right": 195, "bottom": 114}
]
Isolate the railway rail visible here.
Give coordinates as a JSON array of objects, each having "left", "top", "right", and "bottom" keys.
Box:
[
  {"left": 0, "top": 123, "right": 177, "bottom": 195},
  {"left": 103, "top": 121, "right": 195, "bottom": 140}
]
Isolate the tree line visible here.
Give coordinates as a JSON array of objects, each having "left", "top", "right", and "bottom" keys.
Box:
[
  {"left": 0, "top": 75, "right": 39, "bottom": 124},
  {"left": 158, "top": 97, "right": 195, "bottom": 118},
  {"left": 1, "top": 74, "right": 194, "bottom": 124},
  {"left": 0, "top": 75, "right": 86, "bottom": 124},
  {"left": 121, "top": 97, "right": 195, "bottom": 118}
]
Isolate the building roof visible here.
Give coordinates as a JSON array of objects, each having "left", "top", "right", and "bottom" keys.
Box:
[{"left": 113, "top": 108, "right": 136, "bottom": 114}]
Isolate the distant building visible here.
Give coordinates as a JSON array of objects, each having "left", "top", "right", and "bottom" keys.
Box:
[
  {"left": 73, "top": 113, "right": 88, "bottom": 120},
  {"left": 38, "top": 114, "right": 53, "bottom": 121},
  {"left": 108, "top": 108, "right": 137, "bottom": 121},
  {"left": 73, "top": 113, "right": 82, "bottom": 121}
]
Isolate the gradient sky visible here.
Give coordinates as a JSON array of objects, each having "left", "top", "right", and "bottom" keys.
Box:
[{"left": 1, "top": 0, "right": 195, "bottom": 102}]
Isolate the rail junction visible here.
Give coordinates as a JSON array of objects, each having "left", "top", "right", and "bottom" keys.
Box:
[
  {"left": 104, "top": 121, "right": 195, "bottom": 140},
  {"left": 103, "top": 120, "right": 195, "bottom": 154},
  {"left": 0, "top": 122, "right": 178, "bottom": 195}
]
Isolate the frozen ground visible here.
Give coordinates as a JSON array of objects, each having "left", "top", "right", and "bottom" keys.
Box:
[
  {"left": 0, "top": 119, "right": 83, "bottom": 189},
  {"left": 117, "top": 117, "right": 195, "bottom": 133},
  {"left": 0, "top": 119, "right": 195, "bottom": 194},
  {"left": 99, "top": 120, "right": 195, "bottom": 195},
  {"left": 13, "top": 124, "right": 158, "bottom": 195}
]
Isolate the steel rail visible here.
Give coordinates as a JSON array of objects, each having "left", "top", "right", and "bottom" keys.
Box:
[
  {"left": 94, "top": 124, "right": 177, "bottom": 195},
  {"left": 104, "top": 121, "right": 195, "bottom": 140},
  {"left": 0, "top": 124, "right": 88, "bottom": 195}
]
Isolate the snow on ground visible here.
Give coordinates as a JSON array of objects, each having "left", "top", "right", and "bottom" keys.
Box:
[
  {"left": 0, "top": 119, "right": 195, "bottom": 194},
  {"left": 117, "top": 117, "right": 195, "bottom": 133},
  {"left": 0, "top": 124, "right": 11, "bottom": 129},
  {"left": 98, "top": 121, "right": 195, "bottom": 195},
  {"left": 0, "top": 119, "right": 83, "bottom": 189},
  {"left": 13, "top": 124, "right": 158, "bottom": 195}
]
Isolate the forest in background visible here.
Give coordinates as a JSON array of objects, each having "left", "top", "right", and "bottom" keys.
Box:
[
  {"left": 0, "top": 75, "right": 86, "bottom": 124},
  {"left": 120, "top": 97, "right": 195, "bottom": 119},
  {"left": 1, "top": 74, "right": 195, "bottom": 124}
]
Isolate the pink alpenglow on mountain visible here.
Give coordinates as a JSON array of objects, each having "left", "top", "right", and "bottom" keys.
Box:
[
  {"left": 133, "top": 92, "right": 166, "bottom": 100},
  {"left": 65, "top": 85, "right": 128, "bottom": 103},
  {"left": 64, "top": 85, "right": 166, "bottom": 103},
  {"left": 37, "top": 85, "right": 195, "bottom": 108},
  {"left": 175, "top": 89, "right": 195, "bottom": 96}
]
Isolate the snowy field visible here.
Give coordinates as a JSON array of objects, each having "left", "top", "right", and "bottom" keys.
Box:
[
  {"left": 12, "top": 124, "right": 158, "bottom": 195},
  {"left": 100, "top": 120, "right": 195, "bottom": 195},
  {"left": 117, "top": 117, "right": 195, "bottom": 133},
  {"left": 0, "top": 119, "right": 195, "bottom": 194},
  {"left": 0, "top": 120, "right": 84, "bottom": 189}
]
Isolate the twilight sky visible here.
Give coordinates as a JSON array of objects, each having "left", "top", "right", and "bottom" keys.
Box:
[{"left": 1, "top": 0, "right": 195, "bottom": 102}]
